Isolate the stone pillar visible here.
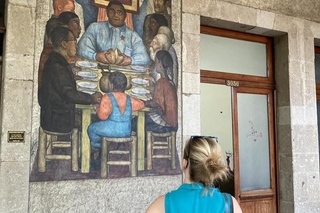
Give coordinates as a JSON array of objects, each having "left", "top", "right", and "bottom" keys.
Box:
[
  {"left": 0, "top": 0, "right": 36, "bottom": 212},
  {"left": 275, "top": 23, "right": 320, "bottom": 212},
  {"left": 275, "top": 33, "right": 295, "bottom": 213},
  {"left": 181, "top": 0, "right": 202, "bottom": 143}
]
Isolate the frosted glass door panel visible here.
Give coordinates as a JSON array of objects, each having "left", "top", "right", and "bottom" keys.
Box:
[
  {"left": 238, "top": 93, "right": 270, "bottom": 191},
  {"left": 200, "top": 83, "right": 234, "bottom": 170},
  {"left": 200, "top": 34, "right": 267, "bottom": 77},
  {"left": 315, "top": 53, "right": 320, "bottom": 83}
]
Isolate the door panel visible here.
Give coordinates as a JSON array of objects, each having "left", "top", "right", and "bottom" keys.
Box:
[
  {"left": 256, "top": 199, "right": 274, "bottom": 213},
  {"left": 240, "top": 201, "right": 255, "bottom": 213},
  {"left": 200, "top": 83, "right": 234, "bottom": 170},
  {"left": 241, "top": 199, "right": 274, "bottom": 213},
  {"left": 233, "top": 87, "right": 276, "bottom": 213},
  {"left": 237, "top": 93, "right": 270, "bottom": 191}
]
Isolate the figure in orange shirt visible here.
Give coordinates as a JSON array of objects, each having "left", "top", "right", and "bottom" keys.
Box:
[
  {"left": 53, "top": 0, "right": 75, "bottom": 17},
  {"left": 87, "top": 71, "right": 145, "bottom": 148}
]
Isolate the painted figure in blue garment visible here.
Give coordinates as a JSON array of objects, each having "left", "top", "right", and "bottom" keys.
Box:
[
  {"left": 132, "top": 0, "right": 148, "bottom": 38},
  {"left": 88, "top": 93, "right": 132, "bottom": 148},
  {"left": 75, "top": 0, "right": 98, "bottom": 30},
  {"left": 77, "top": 0, "right": 150, "bottom": 66},
  {"left": 88, "top": 71, "right": 145, "bottom": 148}
]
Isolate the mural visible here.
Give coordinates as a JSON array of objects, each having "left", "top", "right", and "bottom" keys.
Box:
[{"left": 30, "top": 0, "right": 180, "bottom": 182}]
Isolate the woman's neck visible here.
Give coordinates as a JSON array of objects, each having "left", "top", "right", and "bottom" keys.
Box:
[{"left": 183, "top": 169, "right": 192, "bottom": 183}]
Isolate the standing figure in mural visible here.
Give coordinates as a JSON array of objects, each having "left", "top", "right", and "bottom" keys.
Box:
[
  {"left": 77, "top": 0, "right": 150, "bottom": 66},
  {"left": 133, "top": 50, "right": 177, "bottom": 133},
  {"left": 158, "top": 26, "right": 175, "bottom": 44},
  {"left": 75, "top": 0, "right": 98, "bottom": 30},
  {"left": 87, "top": 71, "right": 145, "bottom": 148},
  {"left": 133, "top": 0, "right": 171, "bottom": 38},
  {"left": 143, "top": 13, "right": 168, "bottom": 53},
  {"left": 145, "top": 137, "right": 243, "bottom": 213},
  {"left": 38, "top": 27, "right": 102, "bottom": 133},
  {"left": 150, "top": 0, "right": 171, "bottom": 26},
  {"left": 53, "top": 0, "right": 75, "bottom": 18},
  {"left": 58, "top": 11, "right": 85, "bottom": 63},
  {"left": 43, "top": 0, "right": 76, "bottom": 45},
  {"left": 58, "top": 12, "right": 82, "bottom": 39},
  {"left": 39, "top": 12, "right": 83, "bottom": 88},
  {"left": 38, "top": 18, "right": 63, "bottom": 88},
  {"left": 132, "top": 0, "right": 149, "bottom": 38},
  {"left": 149, "top": 33, "right": 178, "bottom": 87},
  {"left": 148, "top": 33, "right": 170, "bottom": 81},
  {"left": 149, "top": 34, "right": 170, "bottom": 61},
  {"left": 151, "top": 27, "right": 178, "bottom": 87}
]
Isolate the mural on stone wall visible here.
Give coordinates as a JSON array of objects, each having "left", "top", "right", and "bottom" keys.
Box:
[{"left": 30, "top": 0, "right": 181, "bottom": 182}]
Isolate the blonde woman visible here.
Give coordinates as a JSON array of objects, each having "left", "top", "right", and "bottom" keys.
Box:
[{"left": 146, "top": 136, "right": 243, "bottom": 213}]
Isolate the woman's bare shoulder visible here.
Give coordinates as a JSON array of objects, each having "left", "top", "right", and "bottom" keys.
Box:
[
  {"left": 145, "top": 195, "right": 165, "bottom": 213},
  {"left": 232, "top": 196, "right": 243, "bottom": 213}
]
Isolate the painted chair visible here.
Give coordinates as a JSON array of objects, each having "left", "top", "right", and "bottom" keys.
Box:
[
  {"left": 38, "top": 127, "right": 78, "bottom": 172},
  {"left": 100, "top": 136, "right": 137, "bottom": 178},
  {"left": 146, "top": 131, "right": 176, "bottom": 170}
]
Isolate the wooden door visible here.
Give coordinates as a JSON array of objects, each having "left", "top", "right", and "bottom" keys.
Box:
[
  {"left": 200, "top": 26, "right": 277, "bottom": 213},
  {"left": 232, "top": 87, "right": 277, "bottom": 213}
]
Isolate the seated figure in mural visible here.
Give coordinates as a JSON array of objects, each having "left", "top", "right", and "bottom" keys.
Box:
[
  {"left": 87, "top": 71, "right": 145, "bottom": 148},
  {"left": 38, "top": 27, "right": 102, "bottom": 133},
  {"left": 132, "top": 50, "right": 177, "bottom": 133},
  {"left": 149, "top": 33, "right": 178, "bottom": 88},
  {"left": 145, "top": 137, "right": 243, "bottom": 213},
  {"left": 77, "top": 0, "right": 150, "bottom": 66},
  {"left": 143, "top": 13, "right": 168, "bottom": 53}
]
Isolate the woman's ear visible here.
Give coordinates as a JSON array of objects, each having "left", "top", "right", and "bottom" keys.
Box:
[{"left": 181, "top": 158, "right": 188, "bottom": 170}]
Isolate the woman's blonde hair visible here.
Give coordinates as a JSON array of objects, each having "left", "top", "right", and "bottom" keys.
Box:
[{"left": 183, "top": 137, "right": 229, "bottom": 187}]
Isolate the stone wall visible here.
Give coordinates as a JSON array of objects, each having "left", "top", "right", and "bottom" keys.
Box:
[
  {"left": 0, "top": 0, "right": 36, "bottom": 212},
  {"left": 222, "top": 0, "right": 320, "bottom": 23}
]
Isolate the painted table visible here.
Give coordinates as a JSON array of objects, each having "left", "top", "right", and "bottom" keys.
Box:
[{"left": 75, "top": 61, "right": 151, "bottom": 173}]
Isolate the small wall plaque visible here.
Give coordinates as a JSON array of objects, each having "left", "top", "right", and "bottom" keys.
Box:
[
  {"left": 8, "top": 131, "right": 25, "bottom": 143},
  {"left": 226, "top": 80, "right": 240, "bottom": 87}
]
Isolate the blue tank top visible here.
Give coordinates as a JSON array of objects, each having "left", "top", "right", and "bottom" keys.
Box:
[{"left": 165, "top": 183, "right": 226, "bottom": 213}]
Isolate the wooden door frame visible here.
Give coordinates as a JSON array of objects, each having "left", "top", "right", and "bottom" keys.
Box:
[
  {"left": 315, "top": 47, "right": 320, "bottom": 99},
  {"left": 200, "top": 26, "right": 277, "bottom": 212},
  {"left": 200, "top": 26, "right": 274, "bottom": 86},
  {"left": 232, "top": 87, "right": 276, "bottom": 200}
]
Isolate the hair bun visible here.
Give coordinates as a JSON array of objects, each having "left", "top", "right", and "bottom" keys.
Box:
[{"left": 205, "top": 156, "right": 228, "bottom": 179}]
